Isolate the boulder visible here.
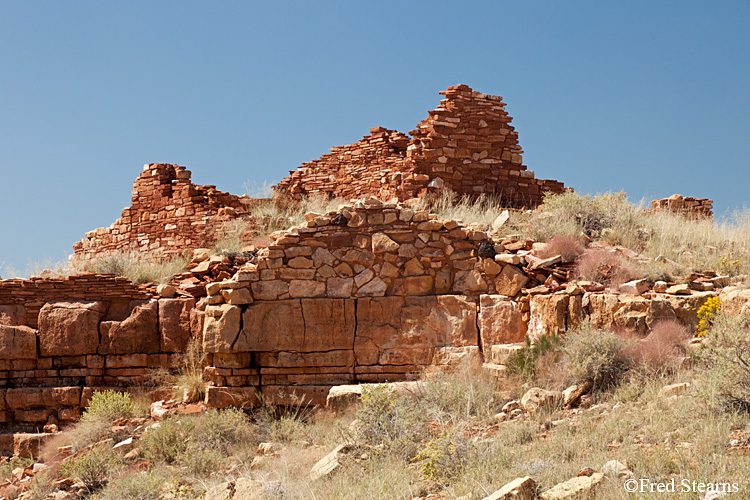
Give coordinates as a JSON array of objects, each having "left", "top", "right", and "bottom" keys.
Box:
[
  {"left": 0, "top": 325, "right": 37, "bottom": 359},
  {"left": 0, "top": 305, "right": 26, "bottom": 326},
  {"left": 587, "top": 294, "right": 619, "bottom": 331},
  {"left": 563, "top": 381, "right": 592, "bottom": 408},
  {"left": 619, "top": 279, "right": 650, "bottom": 295},
  {"left": 159, "top": 298, "right": 195, "bottom": 352},
  {"left": 521, "top": 387, "right": 561, "bottom": 413},
  {"left": 613, "top": 296, "right": 649, "bottom": 334},
  {"left": 202, "top": 304, "right": 242, "bottom": 353},
  {"left": 540, "top": 472, "right": 604, "bottom": 499},
  {"left": 481, "top": 476, "right": 537, "bottom": 500},
  {"left": 478, "top": 296, "right": 526, "bottom": 351},
  {"left": 100, "top": 300, "right": 159, "bottom": 354},
  {"left": 38, "top": 301, "right": 104, "bottom": 356},
  {"left": 719, "top": 288, "right": 750, "bottom": 316}
]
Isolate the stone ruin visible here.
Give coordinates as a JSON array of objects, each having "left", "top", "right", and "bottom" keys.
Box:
[
  {"left": 4, "top": 195, "right": 750, "bottom": 436},
  {"left": 650, "top": 194, "right": 713, "bottom": 219},
  {"left": 71, "top": 163, "right": 257, "bottom": 265},
  {"left": 275, "top": 84, "right": 566, "bottom": 206}
]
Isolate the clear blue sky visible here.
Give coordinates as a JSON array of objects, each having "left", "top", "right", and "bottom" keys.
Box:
[{"left": 1, "top": 1, "right": 748, "bottom": 276}]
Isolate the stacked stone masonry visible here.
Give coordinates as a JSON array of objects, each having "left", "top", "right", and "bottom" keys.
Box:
[
  {"left": 71, "top": 163, "right": 254, "bottom": 265},
  {"left": 276, "top": 84, "right": 566, "bottom": 206},
  {"left": 0, "top": 275, "right": 195, "bottom": 426},
  {"left": 3, "top": 206, "right": 749, "bottom": 425},
  {"left": 650, "top": 194, "right": 713, "bottom": 219}
]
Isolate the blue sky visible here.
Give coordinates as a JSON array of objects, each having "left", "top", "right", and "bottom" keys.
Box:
[{"left": 1, "top": 1, "right": 748, "bottom": 276}]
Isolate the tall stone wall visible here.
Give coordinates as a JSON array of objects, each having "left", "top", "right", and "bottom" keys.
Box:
[
  {"left": 275, "top": 84, "right": 566, "bottom": 207},
  {"left": 71, "top": 164, "right": 254, "bottom": 265}
]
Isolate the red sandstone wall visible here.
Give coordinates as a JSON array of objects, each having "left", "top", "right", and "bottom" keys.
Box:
[
  {"left": 275, "top": 84, "right": 566, "bottom": 207},
  {"left": 71, "top": 164, "right": 253, "bottom": 265},
  {"left": 650, "top": 194, "right": 713, "bottom": 219}
]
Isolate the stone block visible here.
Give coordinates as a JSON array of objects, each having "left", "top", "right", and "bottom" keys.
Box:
[
  {"left": 38, "top": 301, "right": 104, "bottom": 356},
  {"left": 100, "top": 300, "right": 159, "bottom": 354},
  {"left": 202, "top": 304, "right": 242, "bottom": 354},
  {"left": 0, "top": 325, "right": 38, "bottom": 360},
  {"left": 478, "top": 295, "right": 526, "bottom": 352},
  {"left": 159, "top": 297, "right": 195, "bottom": 352}
]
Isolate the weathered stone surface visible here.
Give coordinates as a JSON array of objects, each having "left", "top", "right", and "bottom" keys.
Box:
[
  {"left": 659, "top": 382, "right": 690, "bottom": 398},
  {"left": 0, "top": 305, "right": 26, "bottom": 326},
  {"left": 372, "top": 232, "right": 399, "bottom": 253},
  {"left": 202, "top": 304, "right": 242, "bottom": 353},
  {"left": 490, "top": 344, "right": 524, "bottom": 365},
  {"left": 221, "top": 287, "right": 253, "bottom": 305},
  {"left": 587, "top": 293, "right": 619, "bottom": 330},
  {"left": 494, "top": 265, "right": 528, "bottom": 296},
  {"left": 355, "top": 296, "right": 477, "bottom": 366},
  {"left": 159, "top": 298, "right": 194, "bottom": 352},
  {"left": 521, "top": 387, "right": 561, "bottom": 413},
  {"left": 478, "top": 295, "right": 526, "bottom": 352},
  {"left": 563, "top": 381, "right": 592, "bottom": 408},
  {"left": 619, "top": 279, "right": 650, "bottom": 295},
  {"left": 0, "top": 325, "right": 37, "bottom": 360},
  {"left": 613, "top": 296, "right": 649, "bottom": 335},
  {"left": 310, "top": 444, "right": 357, "bottom": 481},
  {"left": 528, "top": 294, "right": 568, "bottom": 341},
  {"left": 540, "top": 472, "right": 604, "bottom": 499},
  {"left": 648, "top": 292, "right": 715, "bottom": 329},
  {"left": 238, "top": 299, "right": 355, "bottom": 352},
  {"left": 38, "top": 301, "right": 104, "bottom": 356},
  {"left": 719, "top": 288, "right": 750, "bottom": 316},
  {"left": 481, "top": 476, "right": 537, "bottom": 500},
  {"left": 205, "top": 386, "right": 259, "bottom": 409},
  {"left": 392, "top": 276, "right": 434, "bottom": 296},
  {"left": 453, "top": 270, "right": 488, "bottom": 293},
  {"left": 356, "top": 277, "right": 387, "bottom": 296},
  {"left": 289, "top": 280, "right": 326, "bottom": 298},
  {"left": 6, "top": 387, "right": 81, "bottom": 410},
  {"left": 100, "top": 300, "right": 159, "bottom": 354},
  {"left": 251, "top": 280, "right": 289, "bottom": 301}
]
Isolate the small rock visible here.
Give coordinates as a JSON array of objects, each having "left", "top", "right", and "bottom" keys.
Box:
[
  {"left": 540, "top": 472, "right": 604, "bottom": 499},
  {"left": 257, "top": 442, "right": 281, "bottom": 456},
  {"left": 156, "top": 284, "right": 177, "bottom": 298},
  {"left": 521, "top": 387, "right": 561, "bottom": 413},
  {"left": 666, "top": 284, "right": 691, "bottom": 295},
  {"left": 492, "top": 211, "right": 510, "bottom": 232},
  {"left": 653, "top": 280, "right": 668, "bottom": 293},
  {"left": 150, "top": 400, "right": 169, "bottom": 420},
  {"left": 494, "top": 412, "right": 508, "bottom": 423},
  {"left": 602, "top": 460, "right": 634, "bottom": 480},
  {"left": 502, "top": 400, "right": 521, "bottom": 413},
  {"left": 659, "top": 382, "right": 691, "bottom": 398},
  {"left": 481, "top": 476, "right": 537, "bottom": 500},
  {"left": 310, "top": 444, "right": 357, "bottom": 481},
  {"left": 113, "top": 437, "right": 133, "bottom": 450},
  {"left": 619, "top": 279, "right": 650, "bottom": 295},
  {"left": 563, "top": 381, "right": 593, "bottom": 408}
]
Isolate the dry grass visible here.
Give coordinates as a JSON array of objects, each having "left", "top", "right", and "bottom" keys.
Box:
[
  {"left": 508, "top": 191, "right": 750, "bottom": 279},
  {"left": 80, "top": 252, "right": 188, "bottom": 284}
]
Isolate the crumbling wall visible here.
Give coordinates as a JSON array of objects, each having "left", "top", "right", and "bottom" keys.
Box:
[
  {"left": 650, "top": 194, "right": 713, "bottom": 219},
  {"left": 275, "top": 84, "right": 566, "bottom": 206},
  {"left": 0, "top": 275, "right": 194, "bottom": 426},
  {"left": 71, "top": 164, "right": 254, "bottom": 265}
]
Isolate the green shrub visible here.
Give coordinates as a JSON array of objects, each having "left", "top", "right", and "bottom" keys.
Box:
[
  {"left": 60, "top": 445, "right": 120, "bottom": 491},
  {"left": 356, "top": 385, "right": 427, "bottom": 459},
  {"left": 82, "top": 390, "right": 135, "bottom": 423},
  {"left": 413, "top": 429, "right": 473, "bottom": 483},
  {"left": 141, "top": 409, "right": 254, "bottom": 477},
  {"left": 140, "top": 417, "right": 190, "bottom": 464},
  {"left": 562, "top": 322, "right": 633, "bottom": 390},
  {"left": 90, "top": 469, "right": 174, "bottom": 500},
  {"left": 505, "top": 334, "right": 562, "bottom": 379},
  {"left": 698, "top": 315, "right": 750, "bottom": 413}
]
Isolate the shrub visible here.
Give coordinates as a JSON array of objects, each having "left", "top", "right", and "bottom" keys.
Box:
[
  {"left": 537, "top": 236, "right": 584, "bottom": 262},
  {"left": 60, "top": 445, "right": 120, "bottom": 491},
  {"left": 698, "top": 315, "right": 750, "bottom": 413},
  {"left": 90, "top": 468, "right": 176, "bottom": 500},
  {"left": 28, "top": 470, "right": 56, "bottom": 500},
  {"left": 175, "top": 337, "right": 206, "bottom": 403},
  {"left": 140, "top": 418, "right": 190, "bottom": 464},
  {"left": 421, "top": 361, "right": 498, "bottom": 424},
  {"left": 575, "top": 248, "right": 642, "bottom": 285},
  {"left": 413, "top": 429, "right": 473, "bottom": 483},
  {"left": 505, "top": 334, "right": 562, "bottom": 379},
  {"left": 628, "top": 320, "right": 691, "bottom": 373},
  {"left": 562, "top": 322, "right": 633, "bottom": 390},
  {"left": 697, "top": 297, "right": 722, "bottom": 337},
  {"left": 82, "top": 390, "right": 134, "bottom": 423},
  {"left": 356, "top": 385, "right": 427, "bottom": 459}
]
